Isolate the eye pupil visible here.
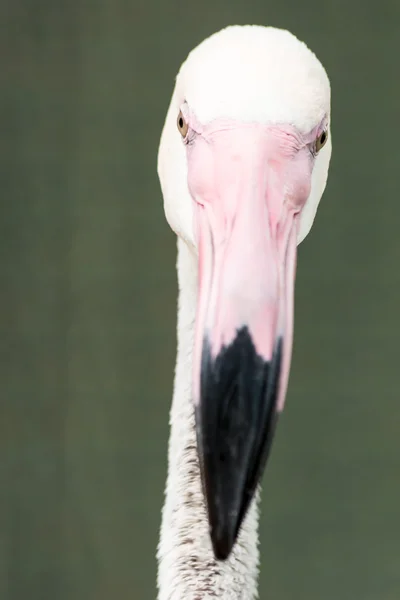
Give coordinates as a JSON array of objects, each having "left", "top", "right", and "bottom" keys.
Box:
[
  {"left": 179, "top": 117, "right": 184, "bottom": 129},
  {"left": 320, "top": 131, "right": 326, "bottom": 144}
]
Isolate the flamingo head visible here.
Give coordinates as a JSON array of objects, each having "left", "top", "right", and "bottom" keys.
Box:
[{"left": 158, "top": 25, "right": 332, "bottom": 560}]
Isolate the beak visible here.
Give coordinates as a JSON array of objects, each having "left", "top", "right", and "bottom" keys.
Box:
[{"left": 189, "top": 125, "right": 303, "bottom": 560}]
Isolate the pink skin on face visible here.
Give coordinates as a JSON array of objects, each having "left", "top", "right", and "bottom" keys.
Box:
[{"left": 185, "top": 113, "right": 317, "bottom": 414}]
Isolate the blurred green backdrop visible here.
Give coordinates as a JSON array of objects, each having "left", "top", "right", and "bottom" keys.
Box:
[{"left": 1, "top": 1, "right": 399, "bottom": 599}]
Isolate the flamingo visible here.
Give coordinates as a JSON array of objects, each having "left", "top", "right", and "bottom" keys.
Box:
[{"left": 156, "top": 25, "right": 332, "bottom": 600}]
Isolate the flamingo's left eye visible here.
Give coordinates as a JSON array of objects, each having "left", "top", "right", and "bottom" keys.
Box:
[{"left": 315, "top": 129, "right": 328, "bottom": 152}]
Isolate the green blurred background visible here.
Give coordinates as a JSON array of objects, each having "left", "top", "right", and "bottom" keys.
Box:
[{"left": 1, "top": 1, "right": 399, "bottom": 599}]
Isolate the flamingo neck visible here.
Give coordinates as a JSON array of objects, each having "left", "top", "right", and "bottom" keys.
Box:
[{"left": 157, "top": 238, "right": 260, "bottom": 600}]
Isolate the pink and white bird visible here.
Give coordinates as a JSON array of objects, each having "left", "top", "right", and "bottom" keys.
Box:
[{"left": 157, "top": 24, "right": 332, "bottom": 599}]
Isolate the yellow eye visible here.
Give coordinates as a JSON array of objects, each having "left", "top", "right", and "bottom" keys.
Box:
[
  {"left": 315, "top": 129, "right": 328, "bottom": 152},
  {"left": 177, "top": 111, "right": 189, "bottom": 138}
]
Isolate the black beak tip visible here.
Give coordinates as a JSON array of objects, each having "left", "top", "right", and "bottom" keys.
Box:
[
  {"left": 210, "top": 524, "right": 236, "bottom": 561},
  {"left": 198, "top": 328, "right": 283, "bottom": 562}
]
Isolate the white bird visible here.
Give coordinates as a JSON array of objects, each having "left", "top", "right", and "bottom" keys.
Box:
[{"left": 157, "top": 25, "right": 332, "bottom": 600}]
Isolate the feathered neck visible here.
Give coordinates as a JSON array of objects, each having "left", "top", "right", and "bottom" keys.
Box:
[{"left": 156, "top": 238, "right": 260, "bottom": 600}]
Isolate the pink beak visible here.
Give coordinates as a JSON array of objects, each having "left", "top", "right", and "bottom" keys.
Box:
[{"left": 187, "top": 122, "right": 311, "bottom": 560}]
